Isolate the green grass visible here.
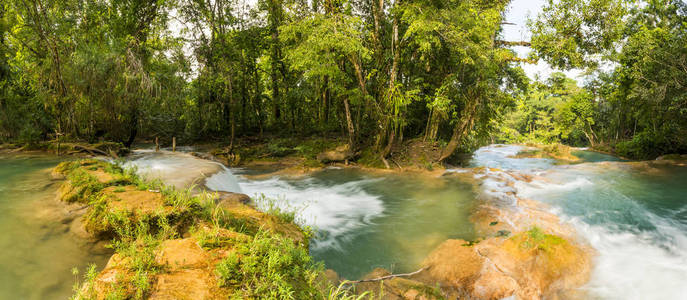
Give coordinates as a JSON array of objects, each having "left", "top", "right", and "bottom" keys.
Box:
[
  {"left": 254, "top": 194, "right": 298, "bottom": 224},
  {"left": 215, "top": 230, "right": 324, "bottom": 299}
]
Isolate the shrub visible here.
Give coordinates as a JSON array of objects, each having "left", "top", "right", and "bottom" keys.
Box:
[{"left": 615, "top": 130, "right": 671, "bottom": 160}]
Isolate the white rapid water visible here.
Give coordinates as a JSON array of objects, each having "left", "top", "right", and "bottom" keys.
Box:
[
  {"left": 124, "top": 150, "right": 242, "bottom": 192},
  {"left": 469, "top": 144, "right": 687, "bottom": 300},
  {"left": 235, "top": 174, "right": 385, "bottom": 250},
  {"left": 469, "top": 144, "right": 555, "bottom": 170}
]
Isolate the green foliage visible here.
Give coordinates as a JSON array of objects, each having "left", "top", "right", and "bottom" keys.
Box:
[
  {"left": 65, "top": 170, "right": 106, "bottom": 203},
  {"left": 107, "top": 221, "right": 165, "bottom": 300},
  {"left": 215, "top": 231, "right": 323, "bottom": 299},
  {"left": 70, "top": 264, "right": 98, "bottom": 300},
  {"left": 1, "top": 0, "right": 527, "bottom": 162},
  {"left": 530, "top": 0, "right": 687, "bottom": 159},
  {"left": 254, "top": 194, "right": 298, "bottom": 224},
  {"left": 497, "top": 73, "right": 595, "bottom": 146},
  {"left": 614, "top": 130, "right": 673, "bottom": 160}
]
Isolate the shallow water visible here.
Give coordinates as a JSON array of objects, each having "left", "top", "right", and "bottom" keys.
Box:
[
  {"left": 571, "top": 149, "right": 624, "bottom": 163},
  {"left": 470, "top": 145, "right": 687, "bottom": 300},
  {"left": 0, "top": 155, "right": 110, "bottom": 300}
]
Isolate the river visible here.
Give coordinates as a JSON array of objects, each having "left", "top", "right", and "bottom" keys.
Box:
[{"left": 1, "top": 145, "right": 685, "bottom": 299}]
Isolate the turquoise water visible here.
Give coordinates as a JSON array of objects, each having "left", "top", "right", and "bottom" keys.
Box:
[
  {"left": 123, "top": 150, "right": 480, "bottom": 280},
  {"left": 0, "top": 155, "right": 110, "bottom": 300},
  {"left": 470, "top": 146, "right": 687, "bottom": 299},
  {"left": 235, "top": 168, "right": 478, "bottom": 279},
  {"left": 572, "top": 149, "right": 624, "bottom": 163}
]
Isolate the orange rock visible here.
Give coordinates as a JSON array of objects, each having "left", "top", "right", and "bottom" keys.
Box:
[
  {"left": 419, "top": 239, "right": 483, "bottom": 293},
  {"left": 103, "top": 185, "right": 167, "bottom": 213}
]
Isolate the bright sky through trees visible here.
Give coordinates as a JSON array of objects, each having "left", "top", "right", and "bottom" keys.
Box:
[{"left": 503, "top": 0, "right": 583, "bottom": 81}]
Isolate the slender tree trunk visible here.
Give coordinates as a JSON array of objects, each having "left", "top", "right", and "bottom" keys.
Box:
[
  {"left": 379, "top": 13, "right": 400, "bottom": 165},
  {"left": 343, "top": 97, "right": 355, "bottom": 148},
  {"left": 228, "top": 74, "right": 235, "bottom": 152},
  {"left": 268, "top": 0, "right": 281, "bottom": 125},
  {"left": 322, "top": 76, "right": 329, "bottom": 124},
  {"left": 253, "top": 68, "right": 264, "bottom": 136}
]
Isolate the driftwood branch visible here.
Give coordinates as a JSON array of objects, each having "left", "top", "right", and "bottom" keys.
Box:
[
  {"left": 347, "top": 267, "right": 426, "bottom": 284},
  {"left": 495, "top": 40, "right": 532, "bottom": 47}
]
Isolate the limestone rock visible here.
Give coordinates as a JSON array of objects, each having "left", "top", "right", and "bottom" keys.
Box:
[
  {"left": 317, "top": 145, "right": 354, "bottom": 163},
  {"left": 214, "top": 191, "right": 252, "bottom": 207},
  {"left": 417, "top": 239, "right": 484, "bottom": 297},
  {"left": 414, "top": 230, "right": 591, "bottom": 299}
]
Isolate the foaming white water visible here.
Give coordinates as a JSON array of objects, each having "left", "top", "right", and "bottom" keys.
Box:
[
  {"left": 581, "top": 224, "right": 687, "bottom": 299},
  {"left": 514, "top": 175, "right": 594, "bottom": 199},
  {"left": 124, "top": 150, "right": 241, "bottom": 192},
  {"left": 468, "top": 145, "right": 687, "bottom": 300},
  {"left": 470, "top": 144, "right": 554, "bottom": 170},
  {"left": 204, "top": 167, "right": 242, "bottom": 193},
  {"left": 237, "top": 176, "right": 385, "bottom": 250}
]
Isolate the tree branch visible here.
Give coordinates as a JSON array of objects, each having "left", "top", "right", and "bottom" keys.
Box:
[
  {"left": 346, "top": 267, "right": 426, "bottom": 284},
  {"left": 495, "top": 40, "right": 531, "bottom": 47}
]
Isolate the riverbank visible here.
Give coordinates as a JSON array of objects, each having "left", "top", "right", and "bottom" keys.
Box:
[{"left": 53, "top": 159, "right": 356, "bottom": 299}]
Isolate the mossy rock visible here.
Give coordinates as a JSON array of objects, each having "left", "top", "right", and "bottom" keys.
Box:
[
  {"left": 83, "top": 187, "right": 193, "bottom": 239},
  {"left": 54, "top": 160, "right": 131, "bottom": 203}
]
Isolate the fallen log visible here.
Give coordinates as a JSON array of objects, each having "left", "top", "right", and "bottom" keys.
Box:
[{"left": 72, "top": 145, "right": 111, "bottom": 157}]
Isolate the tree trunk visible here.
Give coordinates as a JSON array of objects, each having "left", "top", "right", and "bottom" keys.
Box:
[
  {"left": 343, "top": 97, "right": 356, "bottom": 149},
  {"left": 379, "top": 13, "right": 400, "bottom": 160},
  {"left": 124, "top": 105, "right": 138, "bottom": 148},
  {"left": 228, "top": 74, "right": 235, "bottom": 152},
  {"left": 268, "top": 0, "right": 282, "bottom": 125},
  {"left": 438, "top": 100, "right": 478, "bottom": 162}
]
